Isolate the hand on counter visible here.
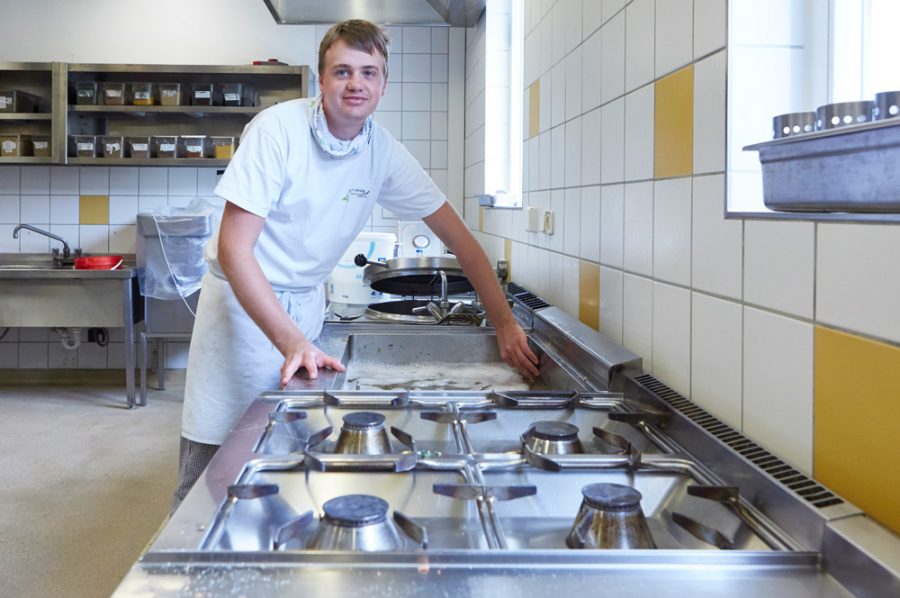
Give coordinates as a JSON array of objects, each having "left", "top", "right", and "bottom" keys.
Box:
[
  {"left": 280, "top": 339, "right": 346, "bottom": 387},
  {"left": 495, "top": 320, "right": 540, "bottom": 379}
]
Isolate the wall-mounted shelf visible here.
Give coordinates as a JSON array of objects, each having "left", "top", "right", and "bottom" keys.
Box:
[{"left": 0, "top": 61, "right": 309, "bottom": 165}]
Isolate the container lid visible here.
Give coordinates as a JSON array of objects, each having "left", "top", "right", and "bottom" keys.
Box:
[{"left": 137, "top": 211, "right": 212, "bottom": 237}]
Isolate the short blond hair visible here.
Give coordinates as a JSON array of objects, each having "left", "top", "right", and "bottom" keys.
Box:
[{"left": 318, "top": 20, "right": 390, "bottom": 78}]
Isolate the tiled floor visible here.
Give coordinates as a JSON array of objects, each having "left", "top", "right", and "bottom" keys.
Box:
[{"left": 0, "top": 379, "right": 183, "bottom": 598}]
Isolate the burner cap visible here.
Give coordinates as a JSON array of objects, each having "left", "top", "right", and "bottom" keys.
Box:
[
  {"left": 322, "top": 494, "right": 389, "bottom": 527},
  {"left": 342, "top": 412, "right": 386, "bottom": 431},
  {"left": 530, "top": 420, "right": 579, "bottom": 441},
  {"left": 581, "top": 483, "right": 643, "bottom": 511}
]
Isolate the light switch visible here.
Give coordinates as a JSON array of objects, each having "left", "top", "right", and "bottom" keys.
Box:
[
  {"left": 542, "top": 209, "right": 554, "bottom": 235},
  {"left": 525, "top": 206, "right": 541, "bottom": 232}
]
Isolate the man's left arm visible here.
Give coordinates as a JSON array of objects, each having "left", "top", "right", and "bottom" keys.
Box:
[{"left": 423, "top": 202, "right": 539, "bottom": 378}]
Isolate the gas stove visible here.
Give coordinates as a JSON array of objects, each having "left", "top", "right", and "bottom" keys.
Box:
[
  {"left": 202, "top": 391, "right": 788, "bottom": 554},
  {"left": 115, "top": 285, "right": 900, "bottom": 597}
]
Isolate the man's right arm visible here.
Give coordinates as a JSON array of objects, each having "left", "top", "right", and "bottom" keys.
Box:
[{"left": 217, "top": 202, "right": 345, "bottom": 384}]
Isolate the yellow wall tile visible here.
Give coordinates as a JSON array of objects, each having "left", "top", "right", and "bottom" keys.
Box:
[
  {"left": 528, "top": 80, "right": 540, "bottom": 139},
  {"left": 79, "top": 195, "right": 109, "bottom": 225},
  {"left": 504, "top": 239, "right": 512, "bottom": 281},
  {"left": 579, "top": 260, "right": 599, "bottom": 330},
  {"left": 654, "top": 65, "right": 694, "bottom": 178},
  {"left": 479, "top": 206, "right": 484, "bottom": 232},
  {"left": 815, "top": 326, "right": 900, "bottom": 535}
]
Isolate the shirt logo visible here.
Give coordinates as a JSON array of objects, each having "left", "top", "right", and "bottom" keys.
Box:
[{"left": 341, "top": 188, "right": 370, "bottom": 203}]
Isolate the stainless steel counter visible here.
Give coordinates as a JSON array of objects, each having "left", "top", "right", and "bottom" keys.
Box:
[
  {"left": 0, "top": 253, "right": 140, "bottom": 407},
  {"left": 112, "top": 299, "right": 900, "bottom": 596}
]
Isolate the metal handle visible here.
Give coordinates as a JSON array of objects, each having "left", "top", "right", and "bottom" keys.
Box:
[{"left": 354, "top": 253, "right": 389, "bottom": 268}]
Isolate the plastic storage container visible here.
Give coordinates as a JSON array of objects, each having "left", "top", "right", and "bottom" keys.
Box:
[
  {"left": 128, "top": 82, "right": 156, "bottom": 106},
  {"left": 181, "top": 135, "right": 209, "bottom": 158},
  {"left": 0, "top": 134, "right": 33, "bottom": 157},
  {"left": 101, "top": 82, "right": 126, "bottom": 105},
  {"left": 99, "top": 135, "right": 124, "bottom": 158},
  {"left": 126, "top": 136, "right": 151, "bottom": 158},
  {"left": 31, "top": 135, "right": 51, "bottom": 157},
  {"left": 70, "top": 135, "right": 96, "bottom": 158},
  {"left": 0, "top": 90, "right": 39, "bottom": 113},
  {"left": 191, "top": 83, "right": 218, "bottom": 106},
  {"left": 210, "top": 136, "right": 236, "bottom": 159},
  {"left": 327, "top": 231, "right": 397, "bottom": 304},
  {"left": 153, "top": 135, "right": 178, "bottom": 158},
  {"left": 136, "top": 210, "right": 213, "bottom": 300},
  {"left": 158, "top": 83, "right": 184, "bottom": 106},
  {"left": 222, "top": 83, "right": 254, "bottom": 106},
  {"left": 75, "top": 81, "right": 98, "bottom": 105}
]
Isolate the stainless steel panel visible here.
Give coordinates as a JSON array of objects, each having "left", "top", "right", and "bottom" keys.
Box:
[{"left": 0, "top": 278, "right": 126, "bottom": 327}]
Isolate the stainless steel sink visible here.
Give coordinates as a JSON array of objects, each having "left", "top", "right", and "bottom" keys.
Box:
[
  {"left": 0, "top": 253, "right": 64, "bottom": 270},
  {"left": 0, "top": 252, "right": 140, "bottom": 407}
]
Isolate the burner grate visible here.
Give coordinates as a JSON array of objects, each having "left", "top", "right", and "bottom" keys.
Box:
[{"left": 632, "top": 373, "right": 843, "bottom": 509}]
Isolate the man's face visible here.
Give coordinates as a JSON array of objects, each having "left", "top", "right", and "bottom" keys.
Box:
[{"left": 319, "top": 40, "right": 387, "bottom": 140}]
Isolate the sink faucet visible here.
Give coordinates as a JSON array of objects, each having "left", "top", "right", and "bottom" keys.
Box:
[{"left": 13, "top": 224, "right": 72, "bottom": 257}]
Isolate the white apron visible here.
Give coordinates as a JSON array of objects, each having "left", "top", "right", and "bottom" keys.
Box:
[{"left": 181, "top": 272, "right": 325, "bottom": 445}]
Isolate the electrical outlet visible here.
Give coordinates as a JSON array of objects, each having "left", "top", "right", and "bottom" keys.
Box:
[
  {"left": 525, "top": 207, "right": 541, "bottom": 232},
  {"left": 542, "top": 209, "right": 554, "bottom": 235}
]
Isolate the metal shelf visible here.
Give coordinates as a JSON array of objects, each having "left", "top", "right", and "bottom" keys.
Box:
[
  {"left": 0, "top": 156, "right": 51, "bottom": 164},
  {"left": 0, "top": 113, "right": 52, "bottom": 120},
  {"left": 70, "top": 105, "right": 263, "bottom": 115},
  {"left": 67, "top": 157, "right": 230, "bottom": 167}
]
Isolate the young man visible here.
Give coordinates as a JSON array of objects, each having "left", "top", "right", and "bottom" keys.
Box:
[{"left": 172, "top": 20, "right": 538, "bottom": 509}]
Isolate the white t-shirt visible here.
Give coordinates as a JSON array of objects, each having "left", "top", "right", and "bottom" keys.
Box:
[{"left": 210, "top": 98, "right": 446, "bottom": 290}]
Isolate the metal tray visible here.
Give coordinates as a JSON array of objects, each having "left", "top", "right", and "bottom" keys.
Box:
[{"left": 744, "top": 118, "right": 900, "bottom": 212}]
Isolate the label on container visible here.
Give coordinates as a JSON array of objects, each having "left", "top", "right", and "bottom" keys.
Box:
[
  {"left": 0, "top": 97, "right": 7, "bottom": 109},
  {"left": 105, "top": 89, "right": 123, "bottom": 98},
  {"left": 1, "top": 140, "right": 15, "bottom": 152},
  {"left": 77, "top": 142, "right": 95, "bottom": 151},
  {"left": 186, "top": 144, "right": 202, "bottom": 154},
  {"left": 160, "top": 143, "right": 175, "bottom": 152},
  {"left": 105, "top": 143, "right": 121, "bottom": 153},
  {"left": 77, "top": 89, "right": 93, "bottom": 97},
  {"left": 161, "top": 89, "right": 177, "bottom": 97},
  {"left": 134, "top": 91, "right": 151, "bottom": 100},
  {"left": 224, "top": 93, "right": 239, "bottom": 102},
  {"left": 132, "top": 143, "right": 148, "bottom": 152},
  {"left": 194, "top": 90, "right": 211, "bottom": 99},
  {"left": 34, "top": 141, "right": 49, "bottom": 150}
]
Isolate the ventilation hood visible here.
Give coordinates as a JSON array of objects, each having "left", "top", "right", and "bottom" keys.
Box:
[{"left": 263, "top": 0, "right": 486, "bottom": 27}]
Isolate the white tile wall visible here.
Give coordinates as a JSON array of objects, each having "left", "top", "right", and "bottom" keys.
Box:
[
  {"left": 600, "top": 98, "right": 625, "bottom": 183},
  {"left": 581, "top": 30, "right": 603, "bottom": 112},
  {"left": 624, "top": 84, "right": 654, "bottom": 182},
  {"left": 817, "top": 224, "right": 900, "bottom": 344},
  {"left": 691, "top": 174, "right": 742, "bottom": 299},
  {"left": 652, "top": 281, "right": 691, "bottom": 396},
  {"left": 600, "top": 184, "right": 624, "bottom": 267},
  {"left": 600, "top": 11, "right": 626, "bottom": 103},
  {"left": 580, "top": 187, "right": 600, "bottom": 261},
  {"left": 564, "top": 46, "right": 582, "bottom": 121},
  {"left": 691, "top": 291, "right": 743, "bottom": 428},
  {"left": 744, "top": 220, "right": 814, "bottom": 318},
  {"left": 653, "top": 177, "right": 692, "bottom": 286},
  {"left": 623, "top": 181, "right": 653, "bottom": 275},
  {"left": 654, "top": 0, "right": 693, "bottom": 77},
  {"left": 563, "top": 188, "right": 581, "bottom": 257},
  {"left": 743, "top": 306, "right": 814, "bottom": 474},
  {"left": 693, "top": 0, "right": 727, "bottom": 58},
  {"left": 623, "top": 273, "right": 653, "bottom": 371},
  {"left": 625, "top": 0, "right": 655, "bottom": 92},
  {"left": 693, "top": 50, "right": 726, "bottom": 174},
  {"left": 599, "top": 265, "right": 624, "bottom": 343},
  {"left": 580, "top": 107, "right": 602, "bottom": 186}
]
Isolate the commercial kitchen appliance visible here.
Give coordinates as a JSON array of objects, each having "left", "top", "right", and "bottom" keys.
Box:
[{"left": 113, "top": 282, "right": 900, "bottom": 596}]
